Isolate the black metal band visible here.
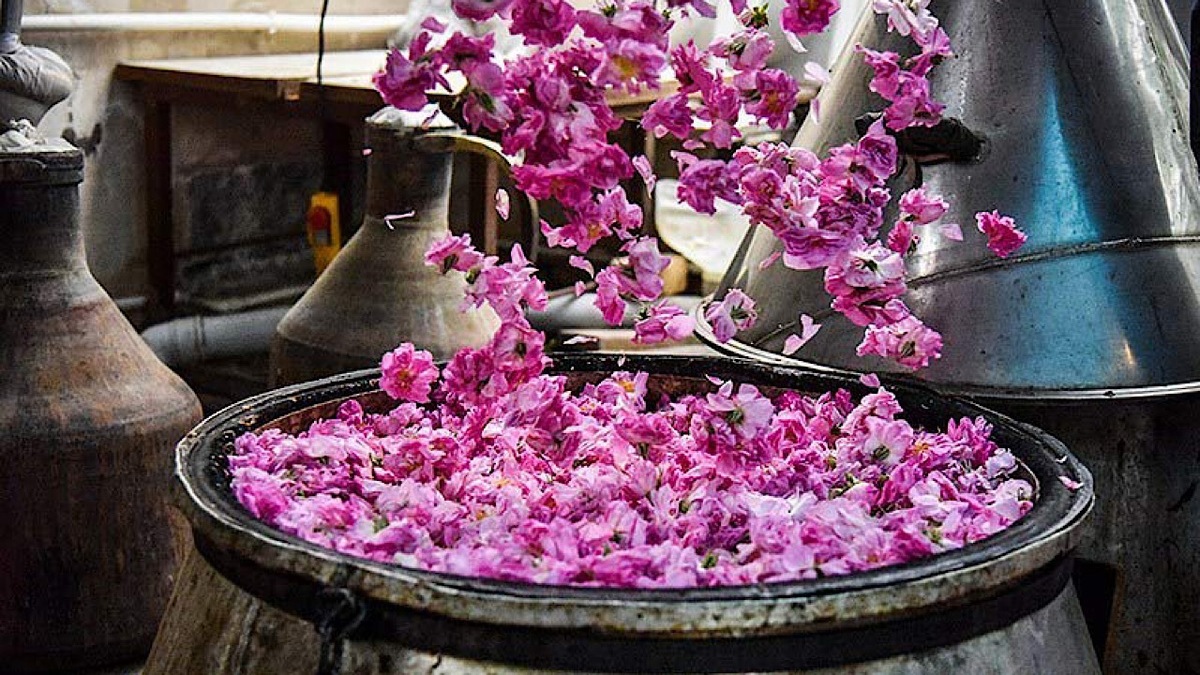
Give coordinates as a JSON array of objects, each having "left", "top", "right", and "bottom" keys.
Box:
[{"left": 195, "top": 532, "right": 1074, "bottom": 673}]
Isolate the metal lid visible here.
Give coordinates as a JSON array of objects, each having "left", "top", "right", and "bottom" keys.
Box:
[
  {"left": 699, "top": 0, "right": 1200, "bottom": 398},
  {"left": 0, "top": 136, "right": 82, "bottom": 185}
]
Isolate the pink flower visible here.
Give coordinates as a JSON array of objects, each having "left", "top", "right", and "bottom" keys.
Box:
[
  {"left": 856, "top": 315, "right": 943, "bottom": 369},
  {"left": 704, "top": 289, "right": 758, "bottom": 342},
  {"left": 714, "top": 30, "right": 775, "bottom": 72},
  {"left": 669, "top": 42, "right": 717, "bottom": 95},
  {"left": 674, "top": 152, "right": 741, "bottom": 214},
  {"left": 975, "top": 210, "right": 1027, "bottom": 258},
  {"left": 642, "top": 93, "right": 696, "bottom": 140},
  {"left": 462, "top": 63, "right": 513, "bottom": 133},
  {"left": 374, "top": 35, "right": 446, "bottom": 111},
  {"left": 706, "top": 381, "right": 775, "bottom": 438},
  {"left": 594, "top": 39, "right": 668, "bottom": 91},
  {"left": 380, "top": 343, "right": 439, "bottom": 403},
  {"left": 508, "top": 0, "right": 577, "bottom": 44},
  {"left": 742, "top": 69, "right": 802, "bottom": 130},
  {"left": 633, "top": 303, "right": 696, "bottom": 344},
  {"left": 451, "top": 0, "right": 515, "bottom": 20},
  {"left": 425, "top": 233, "right": 485, "bottom": 274},
  {"left": 887, "top": 219, "right": 916, "bottom": 254},
  {"left": 864, "top": 416, "right": 914, "bottom": 466},
  {"left": 898, "top": 188, "right": 948, "bottom": 224},
  {"left": 780, "top": 0, "right": 840, "bottom": 37}
]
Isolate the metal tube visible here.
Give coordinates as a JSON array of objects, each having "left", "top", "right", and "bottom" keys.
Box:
[
  {"left": 1192, "top": 1, "right": 1199, "bottom": 167},
  {"left": 1, "top": 0, "right": 22, "bottom": 54}
]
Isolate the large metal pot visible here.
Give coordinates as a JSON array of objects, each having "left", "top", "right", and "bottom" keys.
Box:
[
  {"left": 697, "top": 0, "right": 1200, "bottom": 669},
  {"left": 0, "top": 139, "right": 202, "bottom": 671},
  {"left": 148, "top": 355, "right": 1096, "bottom": 674}
]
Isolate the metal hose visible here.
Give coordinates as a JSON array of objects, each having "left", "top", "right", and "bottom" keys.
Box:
[{"left": 1, "top": 0, "right": 21, "bottom": 54}]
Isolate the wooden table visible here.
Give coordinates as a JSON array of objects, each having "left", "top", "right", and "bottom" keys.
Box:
[
  {"left": 115, "top": 50, "right": 814, "bottom": 318},
  {"left": 116, "top": 51, "right": 388, "bottom": 317}
]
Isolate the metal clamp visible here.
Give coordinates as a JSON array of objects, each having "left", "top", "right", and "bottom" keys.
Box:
[{"left": 315, "top": 586, "right": 367, "bottom": 675}]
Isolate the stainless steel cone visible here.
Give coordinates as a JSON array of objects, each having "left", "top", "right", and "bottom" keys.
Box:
[
  {"left": 699, "top": 2, "right": 1200, "bottom": 670},
  {"left": 699, "top": 0, "right": 1200, "bottom": 396}
]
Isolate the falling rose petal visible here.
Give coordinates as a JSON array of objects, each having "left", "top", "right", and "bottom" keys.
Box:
[
  {"left": 421, "top": 16, "right": 448, "bottom": 32},
  {"left": 859, "top": 373, "right": 881, "bottom": 388},
  {"left": 810, "top": 97, "right": 822, "bottom": 124},
  {"left": 1059, "top": 476, "right": 1083, "bottom": 491},
  {"left": 782, "top": 334, "right": 805, "bottom": 355},
  {"left": 633, "top": 155, "right": 657, "bottom": 192},
  {"left": 705, "top": 375, "right": 725, "bottom": 386},
  {"left": 569, "top": 255, "right": 595, "bottom": 277},
  {"left": 803, "top": 61, "right": 831, "bottom": 85},
  {"left": 939, "top": 222, "right": 963, "bottom": 241},
  {"left": 758, "top": 250, "right": 783, "bottom": 270},
  {"left": 574, "top": 281, "right": 587, "bottom": 296},
  {"left": 495, "top": 188, "right": 511, "bottom": 220},
  {"left": 682, "top": 139, "right": 706, "bottom": 151},
  {"left": 784, "top": 314, "right": 822, "bottom": 354},
  {"left": 799, "top": 313, "right": 821, "bottom": 341},
  {"left": 362, "top": 147, "right": 373, "bottom": 156},
  {"left": 617, "top": 355, "right": 627, "bottom": 367},
  {"left": 383, "top": 211, "right": 416, "bottom": 229},
  {"left": 563, "top": 335, "right": 591, "bottom": 345},
  {"left": 785, "top": 30, "right": 808, "bottom": 54}
]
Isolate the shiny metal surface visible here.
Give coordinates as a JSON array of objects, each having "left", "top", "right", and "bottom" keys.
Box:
[{"left": 703, "top": 0, "right": 1200, "bottom": 394}]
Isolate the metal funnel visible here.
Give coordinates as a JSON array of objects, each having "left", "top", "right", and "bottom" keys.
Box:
[
  {"left": 0, "top": 0, "right": 72, "bottom": 125},
  {"left": 699, "top": 0, "right": 1200, "bottom": 397}
]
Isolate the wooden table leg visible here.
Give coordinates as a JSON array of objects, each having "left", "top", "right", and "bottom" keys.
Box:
[
  {"left": 143, "top": 95, "right": 176, "bottom": 320},
  {"left": 320, "top": 119, "right": 353, "bottom": 231}
]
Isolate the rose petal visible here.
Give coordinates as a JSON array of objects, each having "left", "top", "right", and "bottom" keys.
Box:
[
  {"left": 938, "top": 222, "right": 963, "bottom": 241},
  {"left": 495, "top": 188, "right": 511, "bottom": 221}
]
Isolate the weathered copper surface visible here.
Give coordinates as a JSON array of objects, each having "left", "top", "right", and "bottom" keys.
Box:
[
  {"left": 148, "top": 355, "right": 1097, "bottom": 673},
  {"left": 271, "top": 108, "right": 499, "bottom": 386},
  {"left": 0, "top": 141, "right": 202, "bottom": 671}
]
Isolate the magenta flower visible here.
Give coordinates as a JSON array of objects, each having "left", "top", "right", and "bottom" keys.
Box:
[
  {"left": 380, "top": 343, "right": 439, "bottom": 403},
  {"left": 451, "top": 0, "right": 516, "bottom": 20},
  {"left": 706, "top": 381, "right": 776, "bottom": 438},
  {"left": 856, "top": 315, "right": 944, "bottom": 369},
  {"left": 899, "top": 187, "right": 949, "bottom": 225},
  {"left": 713, "top": 29, "right": 774, "bottom": 72},
  {"left": 780, "top": 0, "right": 840, "bottom": 36},
  {"left": 742, "top": 69, "right": 802, "bottom": 130},
  {"left": 633, "top": 303, "right": 696, "bottom": 344},
  {"left": 704, "top": 289, "right": 758, "bottom": 343},
  {"left": 374, "top": 34, "right": 446, "bottom": 112},
  {"left": 975, "top": 210, "right": 1027, "bottom": 258},
  {"left": 425, "top": 233, "right": 485, "bottom": 274}
]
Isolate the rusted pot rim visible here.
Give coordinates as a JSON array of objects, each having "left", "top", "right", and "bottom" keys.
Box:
[{"left": 175, "top": 355, "right": 1092, "bottom": 668}]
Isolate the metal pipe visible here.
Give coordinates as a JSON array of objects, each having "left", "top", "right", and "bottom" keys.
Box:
[
  {"left": 140, "top": 305, "right": 291, "bottom": 368},
  {"left": 1192, "top": 1, "right": 1199, "bottom": 165},
  {"left": 19, "top": 12, "right": 406, "bottom": 35},
  {"left": 1, "top": 0, "right": 21, "bottom": 54}
]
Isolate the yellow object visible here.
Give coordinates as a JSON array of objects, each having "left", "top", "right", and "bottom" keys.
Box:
[{"left": 306, "top": 191, "right": 342, "bottom": 274}]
